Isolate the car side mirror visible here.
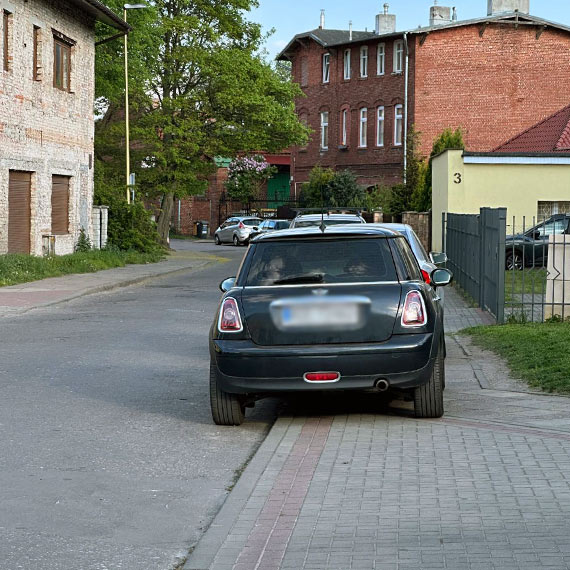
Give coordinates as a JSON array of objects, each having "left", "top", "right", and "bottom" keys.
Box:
[
  {"left": 253, "top": 226, "right": 259, "bottom": 231},
  {"left": 429, "top": 251, "right": 447, "bottom": 265},
  {"left": 431, "top": 268, "right": 453, "bottom": 287},
  {"left": 219, "top": 277, "right": 236, "bottom": 292},
  {"left": 534, "top": 231, "right": 541, "bottom": 239}
]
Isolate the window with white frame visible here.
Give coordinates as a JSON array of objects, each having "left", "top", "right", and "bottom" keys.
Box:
[
  {"left": 360, "top": 46, "right": 368, "bottom": 78},
  {"left": 341, "top": 108, "right": 348, "bottom": 146},
  {"left": 320, "top": 111, "right": 329, "bottom": 149},
  {"left": 377, "top": 43, "right": 385, "bottom": 75},
  {"left": 394, "top": 104, "right": 403, "bottom": 146},
  {"left": 376, "top": 106, "right": 385, "bottom": 146},
  {"left": 322, "top": 53, "right": 330, "bottom": 83},
  {"left": 343, "top": 49, "right": 351, "bottom": 80},
  {"left": 393, "top": 40, "right": 404, "bottom": 73},
  {"left": 359, "top": 108, "right": 367, "bottom": 147}
]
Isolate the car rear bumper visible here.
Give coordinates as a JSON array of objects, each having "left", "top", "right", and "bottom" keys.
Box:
[{"left": 210, "top": 334, "right": 435, "bottom": 394}]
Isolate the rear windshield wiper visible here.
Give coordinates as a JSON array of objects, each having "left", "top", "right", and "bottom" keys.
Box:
[{"left": 273, "top": 273, "right": 324, "bottom": 285}]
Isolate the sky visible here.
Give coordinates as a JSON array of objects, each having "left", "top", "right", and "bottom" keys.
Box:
[{"left": 251, "top": 0, "right": 570, "bottom": 60}]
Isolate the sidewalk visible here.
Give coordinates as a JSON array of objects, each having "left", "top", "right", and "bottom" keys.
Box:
[
  {"left": 185, "top": 287, "right": 570, "bottom": 570},
  {"left": 0, "top": 247, "right": 222, "bottom": 318}
]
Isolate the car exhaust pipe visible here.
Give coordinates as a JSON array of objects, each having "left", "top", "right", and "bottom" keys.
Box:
[{"left": 375, "top": 379, "right": 390, "bottom": 392}]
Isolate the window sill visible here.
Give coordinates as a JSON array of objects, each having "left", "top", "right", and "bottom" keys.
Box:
[
  {"left": 338, "top": 145, "right": 349, "bottom": 151},
  {"left": 391, "top": 71, "right": 403, "bottom": 76}
]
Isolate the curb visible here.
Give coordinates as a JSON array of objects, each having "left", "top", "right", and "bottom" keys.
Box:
[{"left": 183, "top": 417, "right": 294, "bottom": 570}]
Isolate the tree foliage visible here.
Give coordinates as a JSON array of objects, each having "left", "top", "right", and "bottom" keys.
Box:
[
  {"left": 300, "top": 167, "right": 365, "bottom": 208},
  {"left": 225, "top": 155, "right": 277, "bottom": 204},
  {"left": 94, "top": 0, "right": 308, "bottom": 245}
]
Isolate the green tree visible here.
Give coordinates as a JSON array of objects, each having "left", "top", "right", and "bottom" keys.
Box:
[
  {"left": 413, "top": 127, "right": 465, "bottom": 212},
  {"left": 225, "top": 155, "right": 277, "bottom": 204},
  {"left": 300, "top": 167, "right": 365, "bottom": 208},
  {"left": 94, "top": 0, "right": 308, "bottom": 245}
]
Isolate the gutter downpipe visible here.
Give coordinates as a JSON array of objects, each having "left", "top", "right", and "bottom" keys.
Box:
[{"left": 403, "top": 31, "right": 409, "bottom": 184}]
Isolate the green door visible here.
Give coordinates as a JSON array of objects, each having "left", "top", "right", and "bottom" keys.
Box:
[{"left": 267, "top": 172, "right": 290, "bottom": 208}]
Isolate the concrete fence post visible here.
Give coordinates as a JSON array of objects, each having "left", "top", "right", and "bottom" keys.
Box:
[{"left": 92, "top": 207, "right": 101, "bottom": 250}]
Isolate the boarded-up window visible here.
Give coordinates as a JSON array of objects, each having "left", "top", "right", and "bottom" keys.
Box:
[
  {"left": 301, "top": 57, "right": 308, "bottom": 87},
  {"left": 33, "top": 26, "right": 42, "bottom": 80},
  {"left": 52, "top": 175, "right": 70, "bottom": 234},
  {"left": 8, "top": 171, "right": 32, "bottom": 254}
]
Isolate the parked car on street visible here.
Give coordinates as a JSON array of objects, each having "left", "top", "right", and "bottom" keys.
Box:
[
  {"left": 368, "top": 223, "right": 447, "bottom": 284},
  {"left": 209, "top": 225, "right": 453, "bottom": 425},
  {"left": 505, "top": 214, "right": 570, "bottom": 270},
  {"left": 290, "top": 212, "right": 366, "bottom": 228},
  {"left": 248, "top": 219, "right": 291, "bottom": 240},
  {"left": 214, "top": 216, "right": 263, "bottom": 246}
]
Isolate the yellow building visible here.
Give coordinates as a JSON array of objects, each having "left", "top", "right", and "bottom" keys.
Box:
[{"left": 432, "top": 104, "right": 570, "bottom": 249}]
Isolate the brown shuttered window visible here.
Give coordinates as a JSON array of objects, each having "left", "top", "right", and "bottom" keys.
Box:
[
  {"left": 3, "top": 10, "right": 11, "bottom": 72},
  {"left": 8, "top": 171, "right": 32, "bottom": 254},
  {"left": 52, "top": 175, "right": 70, "bottom": 234}
]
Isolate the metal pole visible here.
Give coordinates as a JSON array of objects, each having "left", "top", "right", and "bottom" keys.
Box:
[{"left": 124, "top": 7, "right": 130, "bottom": 204}]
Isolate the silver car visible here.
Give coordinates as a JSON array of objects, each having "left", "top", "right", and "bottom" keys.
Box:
[
  {"left": 214, "top": 216, "right": 263, "bottom": 246},
  {"left": 290, "top": 212, "right": 366, "bottom": 228}
]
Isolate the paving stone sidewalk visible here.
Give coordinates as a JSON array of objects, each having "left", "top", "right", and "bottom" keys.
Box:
[{"left": 185, "top": 286, "right": 570, "bottom": 570}]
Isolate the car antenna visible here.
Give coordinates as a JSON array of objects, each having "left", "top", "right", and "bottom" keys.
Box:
[{"left": 319, "top": 180, "right": 326, "bottom": 233}]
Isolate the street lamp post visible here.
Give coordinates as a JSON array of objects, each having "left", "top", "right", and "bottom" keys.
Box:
[{"left": 123, "top": 3, "right": 146, "bottom": 204}]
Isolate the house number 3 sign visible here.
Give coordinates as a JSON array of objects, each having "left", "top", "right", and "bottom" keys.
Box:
[{"left": 453, "top": 173, "right": 462, "bottom": 184}]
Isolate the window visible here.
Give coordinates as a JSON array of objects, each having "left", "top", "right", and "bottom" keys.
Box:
[
  {"left": 322, "top": 53, "right": 330, "bottom": 83},
  {"left": 53, "top": 33, "right": 73, "bottom": 91},
  {"left": 359, "top": 108, "right": 367, "bottom": 148},
  {"left": 51, "top": 175, "right": 70, "bottom": 234},
  {"left": 377, "top": 43, "right": 385, "bottom": 75},
  {"left": 3, "top": 10, "right": 11, "bottom": 72},
  {"left": 33, "top": 26, "right": 42, "bottom": 81},
  {"left": 376, "top": 106, "right": 385, "bottom": 146},
  {"left": 394, "top": 104, "right": 403, "bottom": 146},
  {"left": 360, "top": 46, "right": 368, "bottom": 78},
  {"left": 343, "top": 49, "right": 351, "bottom": 80},
  {"left": 393, "top": 40, "right": 404, "bottom": 73},
  {"left": 320, "top": 111, "right": 329, "bottom": 150},
  {"left": 340, "top": 108, "right": 348, "bottom": 146}
]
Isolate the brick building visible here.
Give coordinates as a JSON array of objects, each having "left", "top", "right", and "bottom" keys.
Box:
[
  {"left": 278, "top": 0, "right": 570, "bottom": 190},
  {"left": 0, "top": 0, "right": 128, "bottom": 255}
]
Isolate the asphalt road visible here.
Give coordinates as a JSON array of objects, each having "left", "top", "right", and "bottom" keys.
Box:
[{"left": 0, "top": 240, "right": 277, "bottom": 570}]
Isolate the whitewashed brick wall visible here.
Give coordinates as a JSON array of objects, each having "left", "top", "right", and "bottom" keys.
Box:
[{"left": 0, "top": 0, "right": 96, "bottom": 255}]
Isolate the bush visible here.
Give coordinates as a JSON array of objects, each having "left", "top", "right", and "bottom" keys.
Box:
[{"left": 75, "top": 228, "right": 92, "bottom": 252}]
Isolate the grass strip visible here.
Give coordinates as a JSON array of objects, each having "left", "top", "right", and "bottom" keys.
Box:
[
  {"left": 0, "top": 249, "right": 165, "bottom": 287},
  {"left": 463, "top": 323, "right": 570, "bottom": 394},
  {"left": 505, "top": 268, "right": 547, "bottom": 301}
]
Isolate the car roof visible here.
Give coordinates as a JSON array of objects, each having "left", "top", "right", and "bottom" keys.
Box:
[
  {"left": 227, "top": 215, "right": 263, "bottom": 220},
  {"left": 367, "top": 222, "right": 412, "bottom": 233},
  {"left": 252, "top": 225, "right": 400, "bottom": 242},
  {"left": 293, "top": 213, "right": 364, "bottom": 220}
]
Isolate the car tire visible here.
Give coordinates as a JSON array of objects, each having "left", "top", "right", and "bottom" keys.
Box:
[
  {"left": 414, "top": 339, "right": 444, "bottom": 418},
  {"left": 506, "top": 251, "right": 523, "bottom": 270},
  {"left": 233, "top": 235, "right": 240, "bottom": 247},
  {"left": 210, "top": 361, "right": 245, "bottom": 426},
  {"left": 214, "top": 234, "right": 221, "bottom": 245}
]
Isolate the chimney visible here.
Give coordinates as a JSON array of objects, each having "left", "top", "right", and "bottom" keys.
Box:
[
  {"left": 319, "top": 9, "right": 325, "bottom": 29},
  {"left": 349, "top": 21, "right": 353, "bottom": 41},
  {"left": 375, "top": 3, "right": 396, "bottom": 34},
  {"left": 452, "top": 7, "right": 457, "bottom": 21},
  {"left": 487, "top": 0, "right": 529, "bottom": 15},
  {"left": 429, "top": 1, "right": 452, "bottom": 26}
]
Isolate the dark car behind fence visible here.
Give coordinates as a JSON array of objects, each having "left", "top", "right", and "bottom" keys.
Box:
[{"left": 443, "top": 208, "right": 570, "bottom": 323}]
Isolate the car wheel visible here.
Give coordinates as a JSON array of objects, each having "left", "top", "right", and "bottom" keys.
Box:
[
  {"left": 506, "top": 251, "right": 523, "bottom": 270},
  {"left": 210, "top": 361, "right": 245, "bottom": 426},
  {"left": 414, "top": 339, "right": 444, "bottom": 418},
  {"left": 233, "top": 235, "right": 240, "bottom": 247},
  {"left": 214, "top": 234, "right": 221, "bottom": 245}
]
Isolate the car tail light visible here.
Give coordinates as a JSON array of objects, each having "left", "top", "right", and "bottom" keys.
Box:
[
  {"left": 238, "top": 221, "right": 245, "bottom": 229},
  {"left": 421, "top": 269, "right": 431, "bottom": 284},
  {"left": 401, "top": 290, "right": 427, "bottom": 327},
  {"left": 218, "top": 297, "right": 243, "bottom": 332},
  {"left": 304, "top": 372, "right": 340, "bottom": 382}
]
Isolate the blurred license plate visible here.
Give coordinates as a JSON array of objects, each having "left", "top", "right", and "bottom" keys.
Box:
[{"left": 282, "top": 302, "right": 359, "bottom": 327}]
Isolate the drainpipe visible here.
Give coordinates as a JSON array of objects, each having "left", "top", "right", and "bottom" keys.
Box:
[{"left": 403, "top": 31, "right": 409, "bottom": 184}]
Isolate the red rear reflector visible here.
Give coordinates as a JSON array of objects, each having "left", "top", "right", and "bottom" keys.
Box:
[
  {"left": 218, "top": 297, "right": 243, "bottom": 332},
  {"left": 421, "top": 269, "right": 431, "bottom": 284},
  {"left": 304, "top": 372, "right": 340, "bottom": 382},
  {"left": 238, "top": 221, "right": 245, "bottom": 229},
  {"left": 402, "top": 290, "right": 427, "bottom": 327}
]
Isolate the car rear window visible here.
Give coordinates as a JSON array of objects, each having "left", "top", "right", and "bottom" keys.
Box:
[
  {"left": 243, "top": 219, "right": 262, "bottom": 226},
  {"left": 245, "top": 238, "right": 398, "bottom": 286}
]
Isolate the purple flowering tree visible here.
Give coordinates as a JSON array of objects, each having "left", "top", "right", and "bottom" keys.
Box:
[{"left": 225, "top": 155, "right": 277, "bottom": 205}]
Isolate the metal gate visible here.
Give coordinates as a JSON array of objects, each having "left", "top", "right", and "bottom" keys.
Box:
[{"left": 444, "top": 207, "right": 506, "bottom": 323}]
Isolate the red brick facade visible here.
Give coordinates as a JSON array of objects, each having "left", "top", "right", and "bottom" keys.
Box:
[{"left": 286, "top": 17, "right": 570, "bottom": 188}]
